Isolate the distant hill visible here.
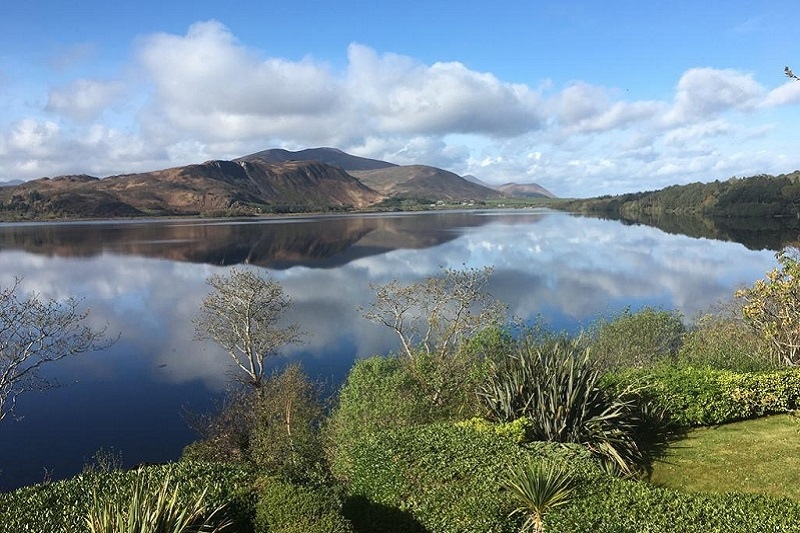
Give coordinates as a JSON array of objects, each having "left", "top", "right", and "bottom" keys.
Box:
[
  {"left": 0, "top": 160, "right": 383, "bottom": 219},
  {"left": 0, "top": 179, "right": 24, "bottom": 187},
  {"left": 462, "top": 174, "right": 494, "bottom": 188},
  {"left": 237, "top": 147, "right": 396, "bottom": 171},
  {"left": 498, "top": 182, "right": 556, "bottom": 199},
  {"left": 0, "top": 147, "right": 543, "bottom": 220},
  {"left": 558, "top": 171, "right": 800, "bottom": 218},
  {"left": 350, "top": 165, "right": 500, "bottom": 201}
]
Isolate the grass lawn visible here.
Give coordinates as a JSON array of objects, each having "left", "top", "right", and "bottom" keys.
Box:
[{"left": 651, "top": 414, "right": 800, "bottom": 501}]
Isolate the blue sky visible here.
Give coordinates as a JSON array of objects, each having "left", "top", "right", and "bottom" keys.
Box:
[{"left": 1, "top": 1, "right": 799, "bottom": 197}]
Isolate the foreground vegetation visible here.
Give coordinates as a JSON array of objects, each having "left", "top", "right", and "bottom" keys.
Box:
[{"left": 4, "top": 248, "right": 800, "bottom": 531}]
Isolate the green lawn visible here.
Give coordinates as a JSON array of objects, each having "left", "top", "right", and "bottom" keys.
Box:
[{"left": 651, "top": 414, "right": 800, "bottom": 501}]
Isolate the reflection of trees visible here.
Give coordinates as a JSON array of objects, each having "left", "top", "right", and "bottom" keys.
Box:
[
  {"left": 596, "top": 212, "right": 800, "bottom": 252},
  {"left": 0, "top": 211, "right": 547, "bottom": 269}
]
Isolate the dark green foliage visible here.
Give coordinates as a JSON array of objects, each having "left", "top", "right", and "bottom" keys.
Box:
[
  {"left": 248, "top": 363, "right": 326, "bottom": 483},
  {"left": 326, "top": 354, "right": 486, "bottom": 481},
  {"left": 254, "top": 477, "right": 353, "bottom": 533},
  {"left": 547, "top": 476, "right": 800, "bottom": 533},
  {"left": 185, "top": 364, "right": 326, "bottom": 483},
  {"left": 337, "top": 421, "right": 596, "bottom": 533},
  {"left": 0, "top": 462, "right": 255, "bottom": 533},
  {"left": 587, "top": 306, "right": 685, "bottom": 371},
  {"left": 335, "top": 421, "right": 800, "bottom": 533},
  {"left": 607, "top": 366, "right": 800, "bottom": 427},
  {"left": 478, "top": 341, "right": 681, "bottom": 477},
  {"left": 503, "top": 462, "right": 576, "bottom": 533}
]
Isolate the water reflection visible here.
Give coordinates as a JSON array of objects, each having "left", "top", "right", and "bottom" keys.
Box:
[{"left": 0, "top": 209, "right": 778, "bottom": 490}]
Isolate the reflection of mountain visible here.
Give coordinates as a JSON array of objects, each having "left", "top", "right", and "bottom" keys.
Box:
[{"left": 0, "top": 211, "right": 548, "bottom": 269}]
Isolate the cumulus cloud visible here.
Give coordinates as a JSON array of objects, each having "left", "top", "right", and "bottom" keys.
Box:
[
  {"left": 136, "top": 20, "right": 343, "bottom": 141},
  {"left": 664, "top": 68, "right": 764, "bottom": 124},
  {"left": 344, "top": 44, "right": 544, "bottom": 137},
  {"left": 46, "top": 79, "right": 126, "bottom": 121},
  {"left": 3, "top": 20, "right": 800, "bottom": 197}
]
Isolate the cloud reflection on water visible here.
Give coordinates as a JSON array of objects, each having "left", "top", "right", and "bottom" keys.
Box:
[{"left": 0, "top": 210, "right": 778, "bottom": 489}]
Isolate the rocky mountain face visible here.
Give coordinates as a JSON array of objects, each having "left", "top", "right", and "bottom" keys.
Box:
[
  {"left": 0, "top": 147, "right": 553, "bottom": 220},
  {"left": 0, "top": 159, "right": 383, "bottom": 219}
]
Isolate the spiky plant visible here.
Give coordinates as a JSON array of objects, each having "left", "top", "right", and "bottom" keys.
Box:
[
  {"left": 503, "top": 461, "right": 575, "bottom": 533},
  {"left": 85, "top": 469, "right": 231, "bottom": 533},
  {"left": 478, "top": 340, "right": 680, "bottom": 477}
]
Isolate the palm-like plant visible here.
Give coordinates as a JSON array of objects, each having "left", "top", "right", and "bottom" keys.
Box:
[
  {"left": 85, "top": 469, "right": 231, "bottom": 533},
  {"left": 503, "top": 461, "right": 575, "bottom": 533},
  {"left": 478, "top": 339, "right": 681, "bottom": 477}
]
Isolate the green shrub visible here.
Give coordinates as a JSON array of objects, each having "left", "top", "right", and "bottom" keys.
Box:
[
  {"left": 338, "top": 421, "right": 597, "bottom": 533},
  {"left": 335, "top": 421, "right": 800, "bottom": 533},
  {"left": 678, "top": 312, "right": 775, "bottom": 372},
  {"left": 587, "top": 306, "right": 685, "bottom": 371},
  {"left": 548, "top": 476, "right": 800, "bottom": 533},
  {"left": 607, "top": 366, "right": 800, "bottom": 427},
  {"left": 85, "top": 468, "right": 231, "bottom": 533},
  {"left": 254, "top": 477, "right": 352, "bottom": 533},
  {"left": 478, "top": 341, "right": 681, "bottom": 477},
  {"left": 0, "top": 462, "right": 255, "bottom": 533},
  {"left": 248, "top": 363, "right": 326, "bottom": 483},
  {"left": 326, "top": 355, "right": 479, "bottom": 481}
]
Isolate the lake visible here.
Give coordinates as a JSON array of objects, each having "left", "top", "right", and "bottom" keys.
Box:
[{"left": 0, "top": 209, "right": 779, "bottom": 490}]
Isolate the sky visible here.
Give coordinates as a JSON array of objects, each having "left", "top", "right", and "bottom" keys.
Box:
[{"left": 1, "top": 1, "right": 800, "bottom": 197}]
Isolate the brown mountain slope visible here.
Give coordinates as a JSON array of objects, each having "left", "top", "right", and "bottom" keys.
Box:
[
  {"left": 236, "top": 147, "right": 397, "bottom": 171},
  {"left": 498, "top": 182, "right": 556, "bottom": 198},
  {"left": 350, "top": 165, "right": 501, "bottom": 201},
  {"left": 0, "top": 160, "right": 384, "bottom": 219}
]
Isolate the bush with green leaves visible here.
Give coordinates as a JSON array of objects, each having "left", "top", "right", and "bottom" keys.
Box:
[
  {"left": 337, "top": 420, "right": 596, "bottom": 533},
  {"left": 336, "top": 420, "right": 800, "bottom": 533},
  {"left": 586, "top": 306, "right": 685, "bottom": 371},
  {"left": 85, "top": 468, "right": 232, "bottom": 533},
  {"left": 736, "top": 247, "right": 800, "bottom": 366},
  {"left": 185, "top": 364, "right": 326, "bottom": 483},
  {"left": 248, "top": 363, "right": 326, "bottom": 483},
  {"left": 547, "top": 474, "right": 800, "bottom": 533},
  {"left": 0, "top": 462, "right": 255, "bottom": 533},
  {"left": 608, "top": 365, "right": 800, "bottom": 427},
  {"left": 254, "top": 477, "right": 353, "bottom": 533},
  {"left": 478, "top": 340, "right": 681, "bottom": 477},
  {"left": 326, "top": 354, "right": 486, "bottom": 481},
  {"left": 678, "top": 310, "right": 775, "bottom": 372}
]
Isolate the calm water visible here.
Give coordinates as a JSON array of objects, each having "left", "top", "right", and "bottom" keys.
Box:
[{"left": 0, "top": 209, "right": 779, "bottom": 490}]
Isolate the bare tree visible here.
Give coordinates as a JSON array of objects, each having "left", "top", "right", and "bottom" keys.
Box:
[
  {"left": 194, "top": 268, "right": 302, "bottom": 388},
  {"left": 363, "top": 266, "right": 508, "bottom": 360},
  {"left": 0, "top": 278, "right": 111, "bottom": 423}
]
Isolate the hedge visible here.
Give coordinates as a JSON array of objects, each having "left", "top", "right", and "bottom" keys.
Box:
[
  {"left": 254, "top": 477, "right": 353, "bottom": 533},
  {"left": 336, "top": 420, "right": 800, "bottom": 533},
  {"left": 0, "top": 461, "right": 256, "bottom": 533},
  {"left": 607, "top": 366, "right": 800, "bottom": 427}
]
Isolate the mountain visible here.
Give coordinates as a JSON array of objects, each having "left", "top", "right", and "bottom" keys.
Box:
[
  {"left": 350, "top": 165, "right": 501, "bottom": 201},
  {"left": 0, "top": 179, "right": 24, "bottom": 187},
  {"left": 0, "top": 160, "right": 383, "bottom": 219},
  {"left": 241, "top": 148, "right": 499, "bottom": 201},
  {"left": 237, "top": 147, "right": 396, "bottom": 171},
  {"left": 462, "top": 174, "right": 494, "bottom": 189},
  {"left": 498, "top": 182, "right": 556, "bottom": 198}
]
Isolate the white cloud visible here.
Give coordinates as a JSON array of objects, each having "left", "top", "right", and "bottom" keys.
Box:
[
  {"left": 3, "top": 21, "right": 800, "bottom": 197},
  {"left": 664, "top": 68, "right": 764, "bottom": 125},
  {"left": 345, "top": 44, "right": 544, "bottom": 137},
  {"left": 46, "top": 79, "right": 126, "bottom": 121},
  {"left": 136, "top": 20, "right": 343, "bottom": 142}
]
